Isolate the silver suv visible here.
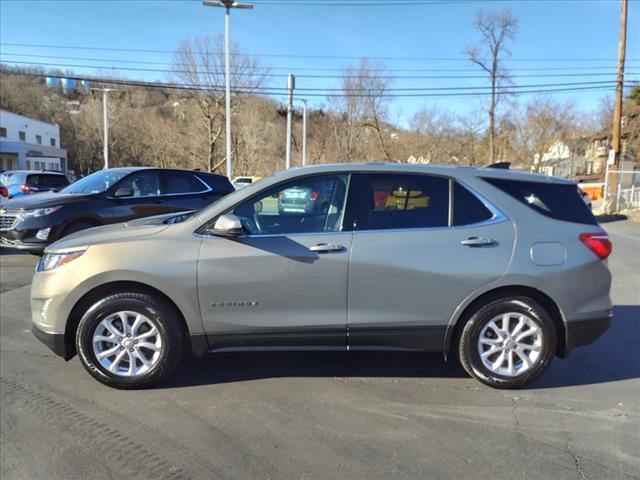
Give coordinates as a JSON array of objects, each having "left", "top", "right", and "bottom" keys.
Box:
[{"left": 30, "top": 164, "right": 613, "bottom": 389}]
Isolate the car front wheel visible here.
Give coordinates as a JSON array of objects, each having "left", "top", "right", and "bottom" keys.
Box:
[
  {"left": 76, "top": 292, "right": 184, "bottom": 389},
  {"left": 458, "top": 296, "right": 556, "bottom": 389}
]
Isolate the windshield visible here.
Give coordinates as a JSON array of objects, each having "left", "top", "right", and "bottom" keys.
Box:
[{"left": 62, "top": 170, "right": 129, "bottom": 194}]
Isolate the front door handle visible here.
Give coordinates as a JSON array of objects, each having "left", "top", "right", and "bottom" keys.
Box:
[
  {"left": 460, "top": 236, "right": 497, "bottom": 247},
  {"left": 309, "top": 243, "right": 346, "bottom": 253}
]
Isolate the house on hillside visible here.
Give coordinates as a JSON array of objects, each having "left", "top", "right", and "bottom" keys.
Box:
[
  {"left": 585, "top": 129, "right": 638, "bottom": 176},
  {"left": 534, "top": 138, "right": 588, "bottom": 178},
  {"left": 0, "top": 109, "right": 68, "bottom": 173}
]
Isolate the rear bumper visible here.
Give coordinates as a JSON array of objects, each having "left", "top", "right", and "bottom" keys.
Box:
[
  {"left": 566, "top": 313, "right": 613, "bottom": 352},
  {"left": 32, "top": 323, "right": 69, "bottom": 359}
]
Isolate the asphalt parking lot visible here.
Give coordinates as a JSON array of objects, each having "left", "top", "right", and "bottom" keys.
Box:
[{"left": 1, "top": 219, "right": 638, "bottom": 480}]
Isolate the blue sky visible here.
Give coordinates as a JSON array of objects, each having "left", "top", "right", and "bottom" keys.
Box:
[{"left": 1, "top": 0, "right": 638, "bottom": 126}]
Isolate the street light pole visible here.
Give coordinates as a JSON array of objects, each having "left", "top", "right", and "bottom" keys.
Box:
[
  {"left": 91, "top": 88, "right": 116, "bottom": 169},
  {"left": 285, "top": 74, "right": 295, "bottom": 169},
  {"left": 301, "top": 99, "right": 307, "bottom": 167},
  {"left": 203, "top": 0, "right": 253, "bottom": 180}
]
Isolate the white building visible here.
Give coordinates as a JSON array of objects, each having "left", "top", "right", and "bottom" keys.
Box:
[
  {"left": 534, "top": 138, "right": 587, "bottom": 179},
  {"left": 0, "top": 109, "right": 68, "bottom": 172}
]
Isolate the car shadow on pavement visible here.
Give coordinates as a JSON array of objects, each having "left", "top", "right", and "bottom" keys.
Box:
[
  {"left": 163, "top": 304, "right": 640, "bottom": 390},
  {"left": 532, "top": 304, "right": 640, "bottom": 389},
  {"left": 163, "top": 351, "right": 468, "bottom": 388}
]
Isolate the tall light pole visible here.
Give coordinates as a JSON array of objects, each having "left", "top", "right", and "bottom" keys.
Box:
[
  {"left": 301, "top": 99, "right": 308, "bottom": 167},
  {"left": 285, "top": 74, "right": 295, "bottom": 169},
  {"left": 91, "top": 88, "right": 116, "bottom": 169},
  {"left": 203, "top": 0, "right": 253, "bottom": 180}
]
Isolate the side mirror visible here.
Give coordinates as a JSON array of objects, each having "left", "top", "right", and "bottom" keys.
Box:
[
  {"left": 209, "top": 214, "right": 245, "bottom": 237},
  {"left": 113, "top": 187, "right": 134, "bottom": 198}
]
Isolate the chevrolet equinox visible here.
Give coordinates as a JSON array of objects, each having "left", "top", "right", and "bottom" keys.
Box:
[{"left": 30, "top": 163, "right": 613, "bottom": 389}]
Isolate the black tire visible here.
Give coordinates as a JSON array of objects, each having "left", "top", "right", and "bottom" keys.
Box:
[
  {"left": 76, "top": 292, "right": 185, "bottom": 389},
  {"left": 61, "top": 221, "right": 98, "bottom": 238},
  {"left": 458, "top": 296, "right": 556, "bottom": 389}
]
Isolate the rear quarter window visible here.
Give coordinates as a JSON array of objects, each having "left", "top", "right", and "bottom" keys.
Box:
[
  {"left": 482, "top": 177, "right": 597, "bottom": 225},
  {"left": 197, "top": 174, "right": 234, "bottom": 194}
]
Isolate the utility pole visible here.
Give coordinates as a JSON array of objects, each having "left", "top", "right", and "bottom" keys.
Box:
[
  {"left": 203, "top": 0, "right": 253, "bottom": 180},
  {"left": 608, "top": 0, "right": 628, "bottom": 212},
  {"left": 91, "top": 88, "right": 116, "bottom": 169},
  {"left": 301, "top": 99, "right": 308, "bottom": 167},
  {"left": 285, "top": 74, "right": 295, "bottom": 169}
]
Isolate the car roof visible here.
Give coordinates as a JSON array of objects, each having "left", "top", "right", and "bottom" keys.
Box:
[
  {"left": 2, "top": 170, "right": 66, "bottom": 175},
  {"left": 273, "top": 162, "right": 575, "bottom": 184},
  {"left": 90, "top": 167, "right": 226, "bottom": 177}
]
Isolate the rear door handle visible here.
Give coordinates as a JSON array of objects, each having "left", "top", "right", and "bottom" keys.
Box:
[
  {"left": 309, "top": 243, "right": 346, "bottom": 253},
  {"left": 460, "top": 236, "right": 497, "bottom": 247}
]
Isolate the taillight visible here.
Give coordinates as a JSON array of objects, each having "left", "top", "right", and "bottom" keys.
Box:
[
  {"left": 310, "top": 191, "right": 319, "bottom": 201},
  {"left": 579, "top": 233, "right": 612, "bottom": 260},
  {"left": 19, "top": 185, "right": 38, "bottom": 193}
]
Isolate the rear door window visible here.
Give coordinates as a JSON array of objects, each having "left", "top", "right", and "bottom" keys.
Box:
[
  {"left": 160, "top": 171, "right": 208, "bottom": 195},
  {"left": 483, "top": 177, "right": 597, "bottom": 225},
  {"left": 356, "top": 174, "right": 449, "bottom": 230}
]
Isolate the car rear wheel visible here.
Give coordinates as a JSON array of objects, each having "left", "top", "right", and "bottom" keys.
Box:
[
  {"left": 76, "top": 292, "right": 184, "bottom": 389},
  {"left": 458, "top": 296, "right": 556, "bottom": 389}
]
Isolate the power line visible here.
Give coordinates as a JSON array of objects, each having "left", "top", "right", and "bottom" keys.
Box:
[
  {"left": 2, "top": 42, "right": 635, "bottom": 62},
  {"left": 1, "top": 56, "right": 637, "bottom": 80},
  {"left": 7, "top": 71, "right": 634, "bottom": 98},
  {"left": 2, "top": 62, "right": 629, "bottom": 93},
  {"left": 1, "top": 52, "right": 635, "bottom": 73}
]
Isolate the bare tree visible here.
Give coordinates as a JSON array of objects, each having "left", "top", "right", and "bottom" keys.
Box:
[
  {"left": 169, "top": 35, "right": 268, "bottom": 174},
  {"left": 329, "top": 59, "right": 393, "bottom": 162},
  {"left": 465, "top": 10, "right": 518, "bottom": 163}
]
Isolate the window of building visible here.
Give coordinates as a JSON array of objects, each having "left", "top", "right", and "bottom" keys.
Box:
[
  {"left": 50, "top": 138, "right": 56, "bottom": 147},
  {"left": 25, "top": 160, "right": 31, "bottom": 170},
  {"left": 19, "top": 131, "right": 26, "bottom": 141},
  {"left": 232, "top": 174, "right": 349, "bottom": 235},
  {"left": 356, "top": 174, "right": 449, "bottom": 230},
  {"left": 36, "top": 135, "right": 42, "bottom": 145},
  {"left": 0, "top": 127, "right": 6, "bottom": 137}
]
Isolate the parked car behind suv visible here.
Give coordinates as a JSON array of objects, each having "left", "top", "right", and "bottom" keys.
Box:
[
  {"left": 30, "top": 163, "right": 612, "bottom": 389},
  {"left": 0, "top": 167, "right": 233, "bottom": 252},
  {"left": 0, "top": 170, "right": 69, "bottom": 199}
]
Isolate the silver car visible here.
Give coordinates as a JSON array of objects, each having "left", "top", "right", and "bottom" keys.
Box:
[{"left": 30, "top": 163, "right": 613, "bottom": 389}]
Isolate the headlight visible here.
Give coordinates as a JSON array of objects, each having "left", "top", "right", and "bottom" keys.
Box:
[
  {"left": 36, "top": 250, "right": 86, "bottom": 272},
  {"left": 21, "top": 206, "right": 63, "bottom": 218}
]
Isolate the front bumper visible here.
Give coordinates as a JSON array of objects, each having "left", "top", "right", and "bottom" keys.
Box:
[
  {"left": 566, "top": 313, "right": 613, "bottom": 352},
  {"left": 32, "top": 323, "right": 70, "bottom": 358},
  {"left": 0, "top": 233, "right": 46, "bottom": 252}
]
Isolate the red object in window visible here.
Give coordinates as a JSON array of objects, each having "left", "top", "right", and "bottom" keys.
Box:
[
  {"left": 19, "top": 185, "right": 39, "bottom": 193},
  {"left": 0, "top": 186, "right": 8, "bottom": 197},
  {"left": 579, "top": 233, "right": 612, "bottom": 260},
  {"left": 310, "top": 191, "right": 319, "bottom": 201},
  {"left": 277, "top": 191, "right": 283, "bottom": 199}
]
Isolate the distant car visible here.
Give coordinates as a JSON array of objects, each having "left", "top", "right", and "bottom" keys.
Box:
[
  {"left": 0, "top": 170, "right": 69, "bottom": 200},
  {"left": 0, "top": 167, "right": 233, "bottom": 253},
  {"left": 277, "top": 179, "right": 336, "bottom": 215},
  {"left": 233, "top": 176, "right": 261, "bottom": 189},
  {"left": 579, "top": 188, "right": 593, "bottom": 211}
]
